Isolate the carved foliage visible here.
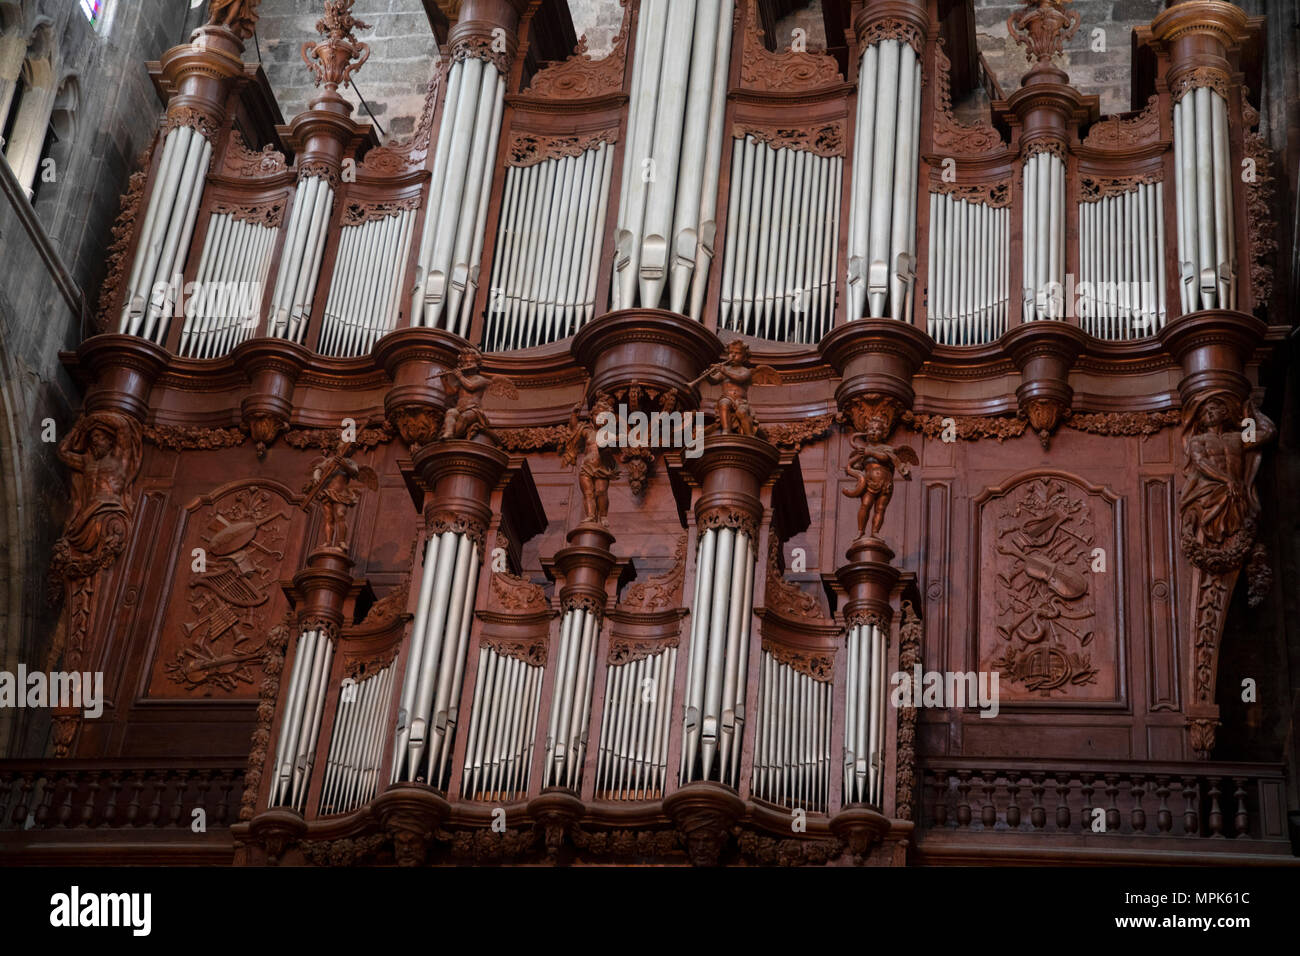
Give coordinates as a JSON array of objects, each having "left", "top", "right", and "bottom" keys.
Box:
[
  {"left": 340, "top": 196, "right": 420, "bottom": 227},
  {"left": 621, "top": 534, "right": 687, "bottom": 612},
  {"left": 1242, "top": 95, "right": 1276, "bottom": 307},
  {"left": 765, "top": 641, "right": 834, "bottom": 681},
  {"left": 1007, "top": 0, "right": 1081, "bottom": 65},
  {"left": 734, "top": 123, "right": 844, "bottom": 158},
  {"left": 240, "top": 612, "right": 294, "bottom": 820},
  {"left": 894, "top": 601, "right": 922, "bottom": 820},
  {"left": 1078, "top": 172, "right": 1162, "bottom": 202},
  {"left": 931, "top": 180, "right": 1011, "bottom": 208},
  {"left": 223, "top": 129, "right": 287, "bottom": 177},
  {"left": 507, "top": 130, "right": 616, "bottom": 168},
  {"left": 932, "top": 40, "right": 1004, "bottom": 155},
  {"left": 740, "top": 1, "right": 841, "bottom": 92},
  {"left": 1081, "top": 96, "right": 1160, "bottom": 150},
  {"left": 525, "top": 1, "right": 629, "bottom": 99},
  {"left": 764, "top": 414, "right": 835, "bottom": 451},
  {"left": 212, "top": 198, "right": 285, "bottom": 228},
  {"left": 143, "top": 424, "right": 248, "bottom": 451},
  {"left": 765, "top": 538, "right": 825, "bottom": 622}
]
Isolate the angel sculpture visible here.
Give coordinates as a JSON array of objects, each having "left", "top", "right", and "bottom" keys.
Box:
[
  {"left": 688, "top": 340, "right": 780, "bottom": 437},
  {"left": 843, "top": 417, "right": 919, "bottom": 539},
  {"left": 562, "top": 396, "right": 622, "bottom": 526},
  {"left": 428, "top": 347, "right": 519, "bottom": 444},
  {"left": 303, "top": 441, "right": 378, "bottom": 551},
  {"left": 206, "top": 0, "right": 260, "bottom": 38}
]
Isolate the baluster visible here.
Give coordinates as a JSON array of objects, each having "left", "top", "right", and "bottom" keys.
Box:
[
  {"left": 1232, "top": 778, "right": 1249, "bottom": 838},
  {"left": 931, "top": 772, "right": 949, "bottom": 827},
  {"left": 192, "top": 771, "right": 211, "bottom": 830},
  {"left": 34, "top": 775, "right": 56, "bottom": 828},
  {"left": 1030, "top": 773, "right": 1046, "bottom": 830},
  {"left": 955, "top": 771, "right": 972, "bottom": 828},
  {"left": 1180, "top": 776, "right": 1200, "bottom": 836},
  {"left": 1155, "top": 776, "right": 1172, "bottom": 833},
  {"left": 146, "top": 773, "right": 166, "bottom": 827},
  {"left": 11, "top": 773, "right": 34, "bottom": 827},
  {"left": 1005, "top": 773, "right": 1022, "bottom": 829},
  {"left": 56, "top": 772, "right": 77, "bottom": 827},
  {"left": 1206, "top": 776, "right": 1224, "bottom": 837},
  {"left": 170, "top": 771, "right": 191, "bottom": 827},
  {"left": 1130, "top": 775, "right": 1147, "bottom": 833},
  {"left": 1054, "top": 773, "right": 1071, "bottom": 831},
  {"left": 125, "top": 774, "right": 144, "bottom": 826},
  {"left": 216, "top": 773, "right": 234, "bottom": 827},
  {"left": 1104, "top": 774, "right": 1120, "bottom": 833},
  {"left": 102, "top": 773, "right": 123, "bottom": 828},
  {"left": 79, "top": 771, "right": 103, "bottom": 828},
  {"left": 1080, "top": 774, "right": 1095, "bottom": 831},
  {"left": 979, "top": 772, "right": 997, "bottom": 829}
]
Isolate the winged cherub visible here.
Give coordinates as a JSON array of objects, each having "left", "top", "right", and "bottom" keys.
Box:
[
  {"left": 688, "top": 340, "right": 780, "bottom": 437},
  {"left": 843, "top": 416, "right": 919, "bottom": 539},
  {"left": 428, "top": 347, "right": 519, "bottom": 445},
  {"left": 305, "top": 441, "right": 379, "bottom": 551}
]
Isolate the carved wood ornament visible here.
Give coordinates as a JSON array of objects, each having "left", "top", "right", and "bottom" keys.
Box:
[{"left": 739, "top": 0, "right": 841, "bottom": 93}]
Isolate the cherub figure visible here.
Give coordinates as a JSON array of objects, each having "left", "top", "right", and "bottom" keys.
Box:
[
  {"left": 688, "top": 340, "right": 780, "bottom": 436},
  {"left": 842, "top": 416, "right": 918, "bottom": 539},
  {"left": 1181, "top": 392, "right": 1276, "bottom": 551},
  {"left": 429, "top": 348, "right": 519, "bottom": 444},
  {"left": 562, "top": 395, "right": 621, "bottom": 526},
  {"left": 304, "top": 441, "right": 378, "bottom": 550}
]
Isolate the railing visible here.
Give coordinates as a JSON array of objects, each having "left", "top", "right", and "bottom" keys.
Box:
[
  {"left": 0, "top": 760, "right": 244, "bottom": 831},
  {"left": 920, "top": 760, "right": 1291, "bottom": 845}
]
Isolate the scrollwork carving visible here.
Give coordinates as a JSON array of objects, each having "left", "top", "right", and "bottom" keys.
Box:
[
  {"left": 525, "top": 0, "right": 629, "bottom": 99},
  {"left": 340, "top": 196, "right": 420, "bottom": 227},
  {"left": 621, "top": 534, "right": 687, "bottom": 612},
  {"left": 223, "top": 129, "right": 287, "bottom": 177},
  {"left": 739, "top": 1, "right": 841, "bottom": 92},
  {"left": 733, "top": 123, "right": 844, "bottom": 158},
  {"left": 507, "top": 130, "right": 616, "bottom": 168},
  {"left": 1081, "top": 96, "right": 1160, "bottom": 150},
  {"left": 932, "top": 40, "right": 1004, "bottom": 155}
]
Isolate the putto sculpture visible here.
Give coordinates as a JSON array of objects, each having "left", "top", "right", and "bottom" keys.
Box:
[
  {"left": 689, "top": 340, "right": 780, "bottom": 437},
  {"left": 843, "top": 416, "right": 918, "bottom": 540},
  {"left": 428, "top": 347, "right": 519, "bottom": 445},
  {"left": 303, "top": 441, "right": 378, "bottom": 551},
  {"left": 206, "top": 0, "right": 261, "bottom": 39}
]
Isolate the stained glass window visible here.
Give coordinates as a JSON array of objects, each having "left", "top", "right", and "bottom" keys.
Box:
[{"left": 79, "top": 0, "right": 102, "bottom": 26}]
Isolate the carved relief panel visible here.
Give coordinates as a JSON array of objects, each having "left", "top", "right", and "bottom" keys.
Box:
[
  {"left": 146, "top": 481, "right": 299, "bottom": 699},
  {"left": 974, "top": 471, "right": 1124, "bottom": 704}
]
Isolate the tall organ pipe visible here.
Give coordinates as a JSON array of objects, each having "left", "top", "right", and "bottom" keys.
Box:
[
  {"left": 1172, "top": 85, "right": 1235, "bottom": 312},
  {"left": 846, "top": 38, "right": 922, "bottom": 322},
  {"left": 270, "top": 175, "right": 335, "bottom": 345},
  {"left": 612, "top": 0, "right": 734, "bottom": 316},
  {"left": 925, "top": 194, "right": 1009, "bottom": 345},
  {"left": 843, "top": 622, "right": 887, "bottom": 806},
  {"left": 269, "top": 626, "right": 335, "bottom": 812},
  {"left": 1077, "top": 182, "right": 1167, "bottom": 339}
]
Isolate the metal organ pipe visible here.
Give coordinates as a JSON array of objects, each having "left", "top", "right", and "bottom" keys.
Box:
[
  {"left": 269, "top": 626, "right": 335, "bottom": 812},
  {"left": 410, "top": 54, "right": 506, "bottom": 335},
  {"left": 543, "top": 604, "right": 601, "bottom": 790},
  {"left": 1172, "top": 84, "right": 1235, "bottom": 312},
  {"left": 843, "top": 622, "right": 887, "bottom": 807},
  {"left": 925, "top": 193, "right": 1009, "bottom": 345},
  {"left": 680, "top": 527, "right": 756, "bottom": 788},
  {"left": 719, "top": 137, "right": 841, "bottom": 343},
  {"left": 1077, "top": 182, "right": 1167, "bottom": 339},
  {"left": 596, "top": 646, "right": 677, "bottom": 800},
  {"left": 319, "top": 209, "right": 415, "bottom": 357},
  {"left": 320, "top": 664, "right": 394, "bottom": 815},
  {"left": 391, "top": 531, "right": 483, "bottom": 790},
  {"left": 612, "top": 0, "right": 734, "bottom": 316},
  {"left": 847, "top": 38, "right": 922, "bottom": 322},
  {"left": 268, "top": 176, "right": 336, "bottom": 344},
  {"left": 463, "top": 646, "right": 542, "bottom": 802},
  {"left": 483, "top": 144, "right": 614, "bottom": 351},
  {"left": 1019, "top": 150, "right": 1066, "bottom": 321},
  {"left": 178, "top": 213, "right": 277, "bottom": 358}
]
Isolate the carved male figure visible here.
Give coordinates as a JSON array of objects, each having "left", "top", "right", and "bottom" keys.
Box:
[
  {"left": 842, "top": 415, "right": 918, "bottom": 539},
  {"left": 305, "top": 441, "right": 378, "bottom": 550},
  {"left": 207, "top": 0, "right": 260, "bottom": 37},
  {"left": 430, "top": 348, "right": 518, "bottom": 444},
  {"left": 689, "top": 340, "right": 779, "bottom": 437},
  {"left": 51, "top": 412, "right": 143, "bottom": 580},
  {"left": 1181, "top": 393, "right": 1276, "bottom": 553},
  {"left": 563, "top": 395, "right": 621, "bottom": 526}
]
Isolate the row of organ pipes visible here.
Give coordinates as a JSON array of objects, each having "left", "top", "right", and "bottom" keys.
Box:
[
  {"left": 268, "top": 531, "right": 899, "bottom": 814},
  {"left": 720, "top": 136, "right": 842, "bottom": 345},
  {"left": 118, "top": 14, "right": 1256, "bottom": 358}
]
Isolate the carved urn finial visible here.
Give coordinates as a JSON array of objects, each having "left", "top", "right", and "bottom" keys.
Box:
[
  {"left": 1008, "top": 0, "right": 1081, "bottom": 67},
  {"left": 302, "top": 0, "right": 372, "bottom": 95}
]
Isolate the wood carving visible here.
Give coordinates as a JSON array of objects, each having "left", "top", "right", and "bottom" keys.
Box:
[
  {"left": 95, "top": 140, "right": 155, "bottom": 330},
  {"left": 482, "top": 636, "right": 547, "bottom": 667},
  {"left": 739, "top": 1, "right": 841, "bottom": 92},
  {"left": 284, "top": 421, "right": 394, "bottom": 452},
  {"left": 223, "top": 129, "right": 287, "bottom": 177},
  {"left": 302, "top": 0, "right": 370, "bottom": 92},
  {"left": 297, "top": 159, "right": 340, "bottom": 189},
  {"left": 1078, "top": 172, "right": 1162, "bottom": 202},
  {"left": 428, "top": 348, "right": 519, "bottom": 445},
  {"left": 1081, "top": 96, "right": 1160, "bottom": 150},
  {"left": 858, "top": 17, "right": 924, "bottom": 54},
  {"left": 212, "top": 198, "right": 285, "bottom": 228},
  {"left": 736, "top": 831, "right": 840, "bottom": 866},
  {"left": 621, "top": 534, "right": 687, "bottom": 612},
  {"left": 932, "top": 40, "right": 1004, "bottom": 155},
  {"left": 1063, "top": 409, "right": 1180, "bottom": 438},
  {"left": 931, "top": 180, "right": 1011, "bottom": 208},
  {"left": 689, "top": 340, "right": 780, "bottom": 437},
  {"left": 525, "top": 0, "right": 629, "bottom": 99},
  {"left": 843, "top": 425, "right": 917, "bottom": 539},
  {"left": 904, "top": 411, "right": 1026, "bottom": 442},
  {"left": 763, "top": 414, "right": 835, "bottom": 451},
  {"left": 1180, "top": 393, "right": 1274, "bottom": 573},
  {"left": 1242, "top": 95, "right": 1276, "bottom": 308},
  {"left": 989, "top": 477, "right": 1100, "bottom": 696},
  {"left": 496, "top": 425, "right": 569, "bottom": 452},
  {"left": 490, "top": 537, "right": 550, "bottom": 613},
  {"left": 361, "top": 68, "right": 440, "bottom": 174},
  {"left": 1007, "top": 0, "right": 1080, "bottom": 64},
  {"left": 302, "top": 441, "right": 378, "bottom": 551},
  {"left": 895, "top": 601, "right": 922, "bottom": 821},
  {"left": 1169, "top": 67, "right": 1230, "bottom": 104},
  {"left": 733, "top": 123, "right": 844, "bottom": 158},
  {"left": 340, "top": 197, "right": 420, "bottom": 227},
  {"left": 143, "top": 424, "right": 247, "bottom": 451},
  {"left": 562, "top": 395, "right": 621, "bottom": 526},
  {"left": 207, "top": 0, "right": 260, "bottom": 39},
  {"left": 764, "top": 640, "right": 834, "bottom": 681},
  {"left": 240, "top": 612, "right": 294, "bottom": 821},
  {"left": 765, "top": 538, "right": 825, "bottom": 621},
  {"left": 507, "top": 130, "right": 616, "bottom": 168},
  {"left": 163, "top": 486, "right": 290, "bottom": 694}
]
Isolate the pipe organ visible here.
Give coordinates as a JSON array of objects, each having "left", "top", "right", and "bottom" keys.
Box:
[
  {"left": 484, "top": 142, "right": 614, "bottom": 350},
  {"left": 50, "top": 0, "right": 1290, "bottom": 870},
  {"left": 926, "top": 192, "right": 1009, "bottom": 345},
  {"left": 268, "top": 175, "right": 335, "bottom": 345},
  {"left": 1172, "top": 83, "right": 1236, "bottom": 312}
]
